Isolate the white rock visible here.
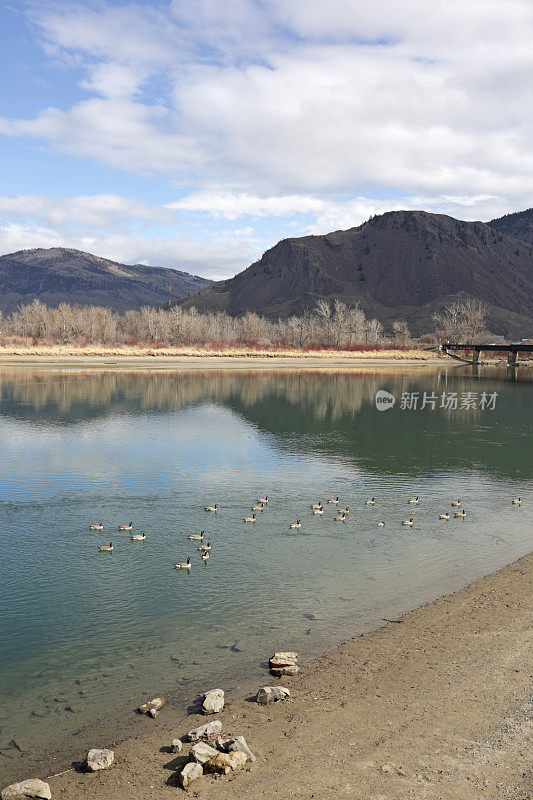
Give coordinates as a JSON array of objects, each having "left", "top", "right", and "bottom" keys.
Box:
[
  {"left": 224, "top": 736, "right": 256, "bottom": 762},
  {"left": 178, "top": 762, "right": 203, "bottom": 788},
  {"left": 138, "top": 696, "right": 165, "bottom": 714},
  {"left": 269, "top": 651, "right": 298, "bottom": 667},
  {"left": 204, "top": 751, "right": 247, "bottom": 775},
  {"left": 1, "top": 779, "right": 51, "bottom": 800},
  {"left": 189, "top": 741, "right": 219, "bottom": 764},
  {"left": 184, "top": 719, "right": 223, "bottom": 741},
  {"left": 256, "top": 686, "right": 291, "bottom": 704},
  {"left": 270, "top": 665, "right": 300, "bottom": 677},
  {"left": 170, "top": 738, "right": 183, "bottom": 753},
  {"left": 202, "top": 688, "right": 225, "bottom": 714},
  {"left": 84, "top": 748, "right": 115, "bottom": 772}
]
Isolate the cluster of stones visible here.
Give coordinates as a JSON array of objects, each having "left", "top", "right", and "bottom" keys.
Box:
[
  {"left": 2, "top": 651, "right": 298, "bottom": 797},
  {"left": 269, "top": 651, "right": 300, "bottom": 676},
  {"left": 177, "top": 719, "right": 255, "bottom": 788}
]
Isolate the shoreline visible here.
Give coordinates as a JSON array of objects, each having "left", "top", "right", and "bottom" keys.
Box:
[{"left": 8, "top": 551, "right": 531, "bottom": 799}]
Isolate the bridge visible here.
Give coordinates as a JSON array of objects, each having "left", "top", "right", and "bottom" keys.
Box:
[{"left": 441, "top": 342, "right": 533, "bottom": 365}]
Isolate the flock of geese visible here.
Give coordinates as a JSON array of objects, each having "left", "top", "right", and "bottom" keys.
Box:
[{"left": 90, "top": 495, "right": 523, "bottom": 562}]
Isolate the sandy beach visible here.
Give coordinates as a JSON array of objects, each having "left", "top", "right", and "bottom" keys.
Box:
[{"left": 22, "top": 552, "right": 530, "bottom": 800}]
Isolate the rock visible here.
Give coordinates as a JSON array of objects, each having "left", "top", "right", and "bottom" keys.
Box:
[
  {"left": 204, "top": 751, "right": 247, "bottom": 775},
  {"left": 270, "top": 665, "right": 300, "bottom": 677},
  {"left": 269, "top": 652, "right": 298, "bottom": 668},
  {"left": 224, "top": 736, "right": 256, "bottom": 763},
  {"left": 170, "top": 739, "right": 183, "bottom": 753},
  {"left": 202, "top": 689, "right": 224, "bottom": 715},
  {"left": 148, "top": 708, "right": 159, "bottom": 719},
  {"left": 1, "top": 779, "right": 51, "bottom": 800},
  {"left": 189, "top": 742, "right": 219, "bottom": 764},
  {"left": 212, "top": 736, "right": 232, "bottom": 751},
  {"left": 231, "top": 641, "right": 247, "bottom": 652},
  {"left": 178, "top": 762, "right": 203, "bottom": 788},
  {"left": 256, "top": 686, "right": 291, "bottom": 704},
  {"left": 138, "top": 697, "right": 165, "bottom": 715},
  {"left": 184, "top": 720, "right": 223, "bottom": 741},
  {"left": 84, "top": 748, "right": 114, "bottom": 772}
]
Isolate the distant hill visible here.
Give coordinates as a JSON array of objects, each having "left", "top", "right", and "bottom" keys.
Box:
[
  {"left": 178, "top": 210, "right": 533, "bottom": 336},
  {"left": 488, "top": 208, "right": 533, "bottom": 245},
  {"left": 0, "top": 248, "right": 212, "bottom": 314}
]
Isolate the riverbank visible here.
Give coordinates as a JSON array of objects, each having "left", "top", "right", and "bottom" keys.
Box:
[
  {"left": 30, "top": 552, "right": 531, "bottom": 800},
  {"left": 0, "top": 345, "right": 440, "bottom": 370}
]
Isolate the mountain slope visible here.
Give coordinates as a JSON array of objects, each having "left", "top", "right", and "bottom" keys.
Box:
[
  {"left": 178, "top": 210, "right": 533, "bottom": 336},
  {"left": 0, "top": 248, "right": 211, "bottom": 314},
  {"left": 488, "top": 208, "right": 533, "bottom": 245}
]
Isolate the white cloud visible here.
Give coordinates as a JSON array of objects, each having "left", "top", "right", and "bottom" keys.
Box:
[
  {"left": 1, "top": 0, "right": 532, "bottom": 272},
  {"left": 0, "top": 194, "right": 174, "bottom": 227}
]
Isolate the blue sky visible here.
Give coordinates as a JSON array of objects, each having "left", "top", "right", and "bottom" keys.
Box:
[{"left": 1, "top": 0, "right": 532, "bottom": 278}]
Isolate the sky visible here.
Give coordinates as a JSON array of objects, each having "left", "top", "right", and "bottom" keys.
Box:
[{"left": 0, "top": 0, "right": 532, "bottom": 279}]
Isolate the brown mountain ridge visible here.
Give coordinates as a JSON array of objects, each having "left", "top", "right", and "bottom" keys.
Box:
[
  {"left": 179, "top": 210, "right": 533, "bottom": 336},
  {"left": 0, "top": 248, "right": 212, "bottom": 314}
]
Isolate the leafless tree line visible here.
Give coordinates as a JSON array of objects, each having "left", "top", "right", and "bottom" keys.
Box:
[
  {"left": 0, "top": 299, "right": 413, "bottom": 348},
  {"left": 0, "top": 297, "right": 490, "bottom": 348}
]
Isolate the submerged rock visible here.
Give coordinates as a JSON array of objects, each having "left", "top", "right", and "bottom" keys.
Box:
[
  {"left": 84, "top": 748, "right": 114, "bottom": 771},
  {"left": 256, "top": 686, "right": 291, "bottom": 704},
  {"left": 184, "top": 720, "right": 223, "bottom": 741},
  {"left": 1, "top": 779, "right": 51, "bottom": 800},
  {"left": 202, "top": 689, "right": 225, "bottom": 714},
  {"left": 178, "top": 762, "right": 203, "bottom": 788},
  {"left": 189, "top": 741, "right": 219, "bottom": 764},
  {"left": 204, "top": 751, "right": 247, "bottom": 775}
]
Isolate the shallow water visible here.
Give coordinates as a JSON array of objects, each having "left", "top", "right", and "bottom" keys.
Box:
[{"left": 0, "top": 365, "right": 531, "bottom": 781}]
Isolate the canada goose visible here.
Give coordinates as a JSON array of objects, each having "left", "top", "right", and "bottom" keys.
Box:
[
  {"left": 205, "top": 504, "right": 218, "bottom": 512},
  {"left": 99, "top": 543, "right": 113, "bottom": 551},
  {"left": 311, "top": 502, "right": 323, "bottom": 509},
  {"left": 366, "top": 498, "right": 375, "bottom": 505},
  {"left": 312, "top": 507, "right": 324, "bottom": 515},
  {"left": 289, "top": 520, "right": 301, "bottom": 529},
  {"left": 174, "top": 557, "right": 191, "bottom": 570},
  {"left": 454, "top": 509, "right": 466, "bottom": 518},
  {"left": 512, "top": 497, "right": 522, "bottom": 505},
  {"left": 451, "top": 500, "right": 461, "bottom": 507},
  {"left": 252, "top": 504, "right": 265, "bottom": 511},
  {"left": 338, "top": 507, "right": 349, "bottom": 515},
  {"left": 198, "top": 542, "right": 211, "bottom": 551},
  {"left": 188, "top": 532, "right": 204, "bottom": 541},
  {"left": 258, "top": 496, "right": 269, "bottom": 504},
  {"left": 377, "top": 521, "right": 385, "bottom": 527},
  {"left": 119, "top": 522, "right": 133, "bottom": 531},
  {"left": 439, "top": 513, "right": 450, "bottom": 520},
  {"left": 328, "top": 497, "right": 339, "bottom": 504},
  {"left": 244, "top": 514, "right": 256, "bottom": 522},
  {"left": 131, "top": 533, "right": 146, "bottom": 541},
  {"left": 201, "top": 551, "right": 209, "bottom": 561},
  {"left": 334, "top": 513, "right": 346, "bottom": 521},
  {"left": 408, "top": 496, "right": 419, "bottom": 504},
  {"left": 402, "top": 518, "right": 414, "bottom": 526},
  {"left": 90, "top": 523, "right": 103, "bottom": 530}
]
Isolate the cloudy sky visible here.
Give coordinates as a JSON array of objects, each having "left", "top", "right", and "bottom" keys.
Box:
[{"left": 1, "top": 0, "right": 532, "bottom": 278}]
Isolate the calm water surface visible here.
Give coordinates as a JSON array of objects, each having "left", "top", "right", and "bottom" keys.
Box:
[{"left": 0, "top": 365, "right": 531, "bottom": 780}]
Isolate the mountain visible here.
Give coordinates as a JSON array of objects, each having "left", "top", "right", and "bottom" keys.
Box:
[
  {"left": 178, "top": 210, "right": 533, "bottom": 336},
  {"left": 0, "top": 248, "right": 212, "bottom": 314},
  {"left": 488, "top": 208, "right": 533, "bottom": 245}
]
